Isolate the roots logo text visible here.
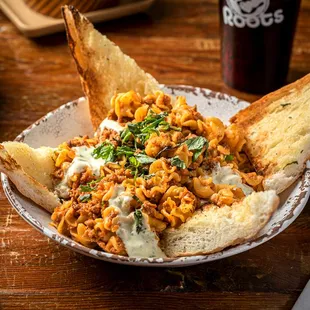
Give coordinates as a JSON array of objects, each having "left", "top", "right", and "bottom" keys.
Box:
[{"left": 223, "top": 0, "right": 284, "bottom": 28}]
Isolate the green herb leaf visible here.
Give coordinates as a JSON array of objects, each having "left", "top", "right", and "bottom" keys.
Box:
[
  {"left": 80, "top": 193, "right": 92, "bottom": 202},
  {"left": 135, "top": 154, "right": 156, "bottom": 164},
  {"left": 143, "top": 173, "right": 155, "bottom": 180},
  {"left": 280, "top": 103, "right": 291, "bottom": 107},
  {"left": 129, "top": 156, "right": 140, "bottom": 167},
  {"left": 116, "top": 146, "right": 135, "bottom": 157},
  {"left": 185, "top": 136, "right": 208, "bottom": 151},
  {"left": 133, "top": 195, "right": 143, "bottom": 205},
  {"left": 126, "top": 111, "right": 169, "bottom": 145},
  {"left": 224, "top": 154, "right": 234, "bottom": 161},
  {"left": 134, "top": 209, "right": 143, "bottom": 234},
  {"left": 92, "top": 142, "right": 115, "bottom": 162},
  {"left": 128, "top": 156, "right": 140, "bottom": 179},
  {"left": 159, "top": 121, "right": 181, "bottom": 132},
  {"left": 120, "top": 128, "right": 132, "bottom": 143},
  {"left": 79, "top": 177, "right": 103, "bottom": 192},
  {"left": 171, "top": 156, "right": 186, "bottom": 169},
  {"left": 184, "top": 136, "right": 208, "bottom": 162},
  {"left": 80, "top": 184, "right": 93, "bottom": 192}
]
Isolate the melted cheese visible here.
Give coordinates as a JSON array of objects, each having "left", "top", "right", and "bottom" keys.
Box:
[
  {"left": 99, "top": 119, "right": 124, "bottom": 133},
  {"left": 212, "top": 165, "right": 254, "bottom": 196},
  {"left": 109, "top": 185, "right": 166, "bottom": 258}
]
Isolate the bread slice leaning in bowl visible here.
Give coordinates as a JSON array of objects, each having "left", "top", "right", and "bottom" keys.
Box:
[
  {"left": 161, "top": 190, "right": 279, "bottom": 257},
  {"left": 231, "top": 74, "right": 310, "bottom": 194},
  {"left": 0, "top": 142, "right": 60, "bottom": 213},
  {"left": 62, "top": 5, "right": 160, "bottom": 130}
]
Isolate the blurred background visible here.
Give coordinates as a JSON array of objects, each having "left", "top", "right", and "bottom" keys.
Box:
[{"left": 0, "top": 0, "right": 309, "bottom": 142}]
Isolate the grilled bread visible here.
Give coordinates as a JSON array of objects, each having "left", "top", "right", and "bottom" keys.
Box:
[
  {"left": 231, "top": 74, "right": 310, "bottom": 193},
  {"left": 62, "top": 5, "right": 160, "bottom": 130},
  {"left": 0, "top": 142, "right": 59, "bottom": 213},
  {"left": 162, "top": 190, "right": 279, "bottom": 257}
]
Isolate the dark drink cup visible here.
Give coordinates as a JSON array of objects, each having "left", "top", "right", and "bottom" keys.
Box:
[{"left": 220, "top": 0, "right": 301, "bottom": 94}]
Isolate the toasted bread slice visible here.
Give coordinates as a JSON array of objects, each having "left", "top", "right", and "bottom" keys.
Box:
[
  {"left": 62, "top": 5, "right": 160, "bottom": 130},
  {"left": 0, "top": 142, "right": 60, "bottom": 213},
  {"left": 231, "top": 74, "right": 310, "bottom": 193},
  {"left": 161, "top": 190, "right": 279, "bottom": 257}
]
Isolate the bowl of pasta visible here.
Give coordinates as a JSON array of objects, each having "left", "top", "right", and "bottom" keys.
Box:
[
  {"left": 1, "top": 84, "right": 310, "bottom": 266},
  {"left": 1, "top": 6, "right": 309, "bottom": 267}
]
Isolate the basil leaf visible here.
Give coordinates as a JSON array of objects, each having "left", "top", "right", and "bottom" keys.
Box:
[
  {"left": 128, "top": 123, "right": 141, "bottom": 135},
  {"left": 116, "top": 146, "right": 135, "bottom": 157},
  {"left": 120, "top": 128, "right": 132, "bottom": 143},
  {"left": 224, "top": 154, "right": 234, "bottom": 161},
  {"left": 135, "top": 154, "right": 156, "bottom": 164},
  {"left": 134, "top": 209, "right": 143, "bottom": 234},
  {"left": 159, "top": 121, "right": 181, "bottom": 132},
  {"left": 128, "top": 156, "right": 140, "bottom": 179},
  {"left": 126, "top": 111, "right": 169, "bottom": 145},
  {"left": 171, "top": 156, "right": 186, "bottom": 169},
  {"left": 80, "top": 193, "right": 92, "bottom": 202},
  {"left": 92, "top": 142, "right": 115, "bottom": 162},
  {"left": 184, "top": 136, "right": 208, "bottom": 162},
  {"left": 185, "top": 136, "right": 208, "bottom": 151},
  {"left": 129, "top": 156, "right": 140, "bottom": 168}
]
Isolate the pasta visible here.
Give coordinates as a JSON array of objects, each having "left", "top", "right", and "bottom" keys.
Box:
[{"left": 50, "top": 90, "right": 264, "bottom": 257}]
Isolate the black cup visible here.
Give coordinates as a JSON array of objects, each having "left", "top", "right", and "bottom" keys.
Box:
[{"left": 220, "top": 0, "right": 301, "bottom": 94}]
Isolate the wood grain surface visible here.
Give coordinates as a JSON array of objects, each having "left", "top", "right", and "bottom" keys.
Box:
[{"left": 0, "top": 1, "right": 310, "bottom": 309}]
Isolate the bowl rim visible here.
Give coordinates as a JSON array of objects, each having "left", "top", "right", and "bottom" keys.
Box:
[{"left": 2, "top": 85, "right": 310, "bottom": 266}]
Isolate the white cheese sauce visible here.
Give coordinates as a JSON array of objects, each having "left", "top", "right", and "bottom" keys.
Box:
[
  {"left": 99, "top": 119, "right": 124, "bottom": 133},
  {"left": 109, "top": 185, "right": 166, "bottom": 258},
  {"left": 211, "top": 164, "right": 254, "bottom": 196},
  {"left": 55, "top": 146, "right": 106, "bottom": 199}
]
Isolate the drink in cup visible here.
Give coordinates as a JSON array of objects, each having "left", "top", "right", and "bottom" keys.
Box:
[{"left": 219, "top": 0, "right": 301, "bottom": 94}]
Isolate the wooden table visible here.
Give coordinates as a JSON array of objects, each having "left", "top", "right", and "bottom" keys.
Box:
[{"left": 0, "top": 1, "right": 310, "bottom": 309}]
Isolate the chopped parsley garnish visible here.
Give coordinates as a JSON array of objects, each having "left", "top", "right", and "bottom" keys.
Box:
[
  {"left": 184, "top": 136, "right": 208, "bottom": 162},
  {"left": 80, "top": 193, "right": 92, "bottom": 202},
  {"left": 224, "top": 154, "right": 234, "bottom": 161},
  {"left": 92, "top": 141, "right": 115, "bottom": 162},
  {"left": 170, "top": 156, "right": 186, "bottom": 169},
  {"left": 134, "top": 209, "right": 143, "bottom": 234},
  {"left": 280, "top": 103, "right": 291, "bottom": 107}
]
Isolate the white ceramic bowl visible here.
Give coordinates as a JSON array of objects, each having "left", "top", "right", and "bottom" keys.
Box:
[{"left": 1, "top": 85, "right": 310, "bottom": 267}]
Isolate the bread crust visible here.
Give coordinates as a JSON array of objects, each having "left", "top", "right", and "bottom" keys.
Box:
[
  {"left": 0, "top": 144, "right": 60, "bottom": 213},
  {"left": 230, "top": 74, "right": 310, "bottom": 128},
  {"left": 230, "top": 74, "right": 310, "bottom": 193},
  {"left": 62, "top": 5, "right": 160, "bottom": 130},
  {"left": 162, "top": 191, "right": 279, "bottom": 257}
]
